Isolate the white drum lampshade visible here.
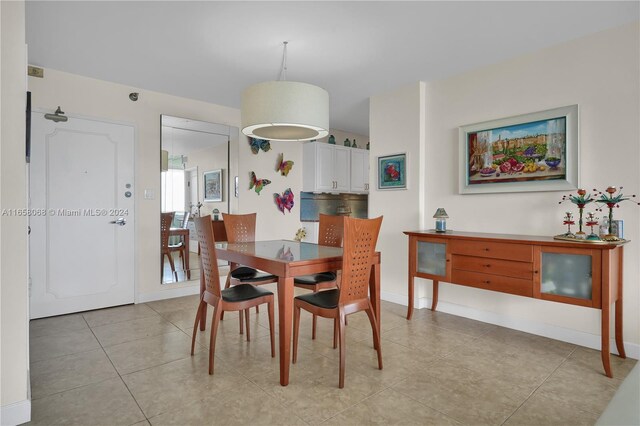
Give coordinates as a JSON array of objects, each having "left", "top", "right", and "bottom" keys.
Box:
[{"left": 241, "top": 81, "right": 329, "bottom": 142}]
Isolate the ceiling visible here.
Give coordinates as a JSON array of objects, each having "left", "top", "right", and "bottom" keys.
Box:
[{"left": 26, "top": 1, "right": 639, "bottom": 136}]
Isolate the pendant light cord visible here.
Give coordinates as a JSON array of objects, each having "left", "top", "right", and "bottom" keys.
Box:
[{"left": 278, "top": 41, "right": 288, "bottom": 81}]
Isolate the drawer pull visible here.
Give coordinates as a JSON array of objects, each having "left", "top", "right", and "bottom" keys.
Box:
[
  {"left": 483, "top": 264, "right": 491, "bottom": 268},
  {"left": 482, "top": 280, "right": 491, "bottom": 284}
]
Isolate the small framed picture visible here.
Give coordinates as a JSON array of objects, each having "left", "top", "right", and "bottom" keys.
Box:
[
  {"left": 203, "top": 169, "right": 222, "bottom": 202},
  {"left": 378, "top": 153, "right": 407, "bottom": 190}
]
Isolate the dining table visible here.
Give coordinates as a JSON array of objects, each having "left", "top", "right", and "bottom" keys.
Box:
[{"left": 198, "top": 239, "right": 381, "bottom": 386}]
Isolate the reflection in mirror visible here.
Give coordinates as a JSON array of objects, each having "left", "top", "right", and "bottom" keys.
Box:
[{"left": 161, "top": 115, "right": 238, "bottom": 284}]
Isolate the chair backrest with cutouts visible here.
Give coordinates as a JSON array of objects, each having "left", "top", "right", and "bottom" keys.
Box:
[
  {"left": 194, "top": 215, "right": 221, "bottom": 297},
  {"left": 161, "top": 212, "right": 175, "bottom": 252},
  {"left": 222, "top": 213, "right": 257, "bottom": 243},
  {"left": 318, "top": 213, "right": 344, "bottom": 248},
  {"left": 339, "top": 216, "right": 383, "bottom": 304}
]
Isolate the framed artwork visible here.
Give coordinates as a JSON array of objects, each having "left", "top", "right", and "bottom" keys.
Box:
[
  {"left": 378, "top": 153, "right": 406, "bottom": 190},
  {"left": 459, "top": 105, "right": 579, "bottom": 194},
  {"left": 203, "top": 169, "right": 222, "bottom": 202}
]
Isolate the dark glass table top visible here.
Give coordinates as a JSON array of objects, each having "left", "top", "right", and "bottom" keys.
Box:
[{"left": 215, "top": 240, "right": 343, "bottom": 263}]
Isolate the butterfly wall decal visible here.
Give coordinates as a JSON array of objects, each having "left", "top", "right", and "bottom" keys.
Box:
[
  {"left": 249, "top": 138, "right": 271, "bottom": 155},
  {"left": 276, "top": 153, "right": 294, "bottom": 176},
  {"left": 249, "top": 171, "right": 271, "bottom": 195},
  {"left": 274, "top": 188, "right": 294, "bottom": 214}
]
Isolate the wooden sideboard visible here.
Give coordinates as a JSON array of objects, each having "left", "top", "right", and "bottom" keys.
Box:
[{"left": 404, "top": 230, "right": 627, "bottom": 378}]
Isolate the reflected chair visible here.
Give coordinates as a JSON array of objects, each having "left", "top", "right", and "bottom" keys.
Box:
[
  {"left": 161, "top": 212, "right": 177, "bottom": 281},
  {"left": 191, "top": 215, "right": 275, "bottom": 374},
  {"left": 169, "top": 211, "right": 190, "bottom": 278},
  {"left": 220, "top": 213, "right": 278, "bottom": 333},
  {"left": 292, "top": 216, "right": 383, "bottom": 388},
  {"left": 294, "top": 213, "right": 343, "bottom": 345}
]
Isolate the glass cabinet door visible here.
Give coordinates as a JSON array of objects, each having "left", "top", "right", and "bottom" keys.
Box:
[
  {"left": 538, "top": 247, "right": 600, "bottom": 306},
  {"left": 417, "top": 240, "right": 448, "bottom": 278}
]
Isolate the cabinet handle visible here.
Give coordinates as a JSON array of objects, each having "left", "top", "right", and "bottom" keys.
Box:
[
  {"left": 483, "top": 264, "right": 491, "bottom": 268},
  {"left": 484, "top": 248, "right": 490, "bottom": 252},
  {"left": 534, "top": 270, "right": 539, "bottom": 274},
  {"left": 482, "top": 280, "right": 491, "bottom": 284}
]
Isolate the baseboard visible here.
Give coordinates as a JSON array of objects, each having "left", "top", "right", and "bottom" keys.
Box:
[
  {"left": 0, "top": 399, "right": 31, "bottom": 426},
  {"left": 136, "top": 283, "right": 200, "bottom": 303},
  {"left": 380, "top": 291, "right": 639, "bottom": 360},
  {"left": 135, "top": 274, "right": 230, "bottom": 303}
]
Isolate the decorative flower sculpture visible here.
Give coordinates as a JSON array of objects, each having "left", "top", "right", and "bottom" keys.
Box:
[
  {"left": 593, "top": 186, "right": 639, "bottom": 240},
  {"left": 559, "top": 189, "right": 594, "bottom": 236}
]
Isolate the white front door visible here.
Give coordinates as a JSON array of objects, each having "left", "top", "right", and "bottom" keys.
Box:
[{"left": 30, "top": 112, "right": 135, "bottom": 318}]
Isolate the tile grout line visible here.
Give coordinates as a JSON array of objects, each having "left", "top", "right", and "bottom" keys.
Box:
[
  {"left": 81, "top": 314, "right": 150, "bottom": 423},
  {"left": 499, "top": 345, "right": 579, "bottom": 426}
]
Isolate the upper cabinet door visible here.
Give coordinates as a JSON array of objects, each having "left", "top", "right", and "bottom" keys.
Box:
[
  {"left": 315, "top": 143, "right": 336, "bottom": 191},
  {"left": 333, "top": 146, "right": 351, "bottom": 192},
  {"left": 303, "top": 142, "right": 352, "bottom": 193},
  {"left": 350, "top": 149, "right": 369, "bottom": 193}
]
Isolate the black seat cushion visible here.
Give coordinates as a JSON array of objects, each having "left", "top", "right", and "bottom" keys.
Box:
[
  {"left": 221, "top": 284, "right": 273, "bottom": 303},
  {"left": 295, "top": 288, "right": 340, "bottom": 309},
  {"left": 294, "top": 272, "right": 337, "bottom": 286},
  {"left": 231, "top": 266, "right": 277, "bottom": 283}
]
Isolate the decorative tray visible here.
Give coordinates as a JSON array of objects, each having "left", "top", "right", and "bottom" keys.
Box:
[{"left": 553, "top": 235, "right": 629, "bottom": 245}]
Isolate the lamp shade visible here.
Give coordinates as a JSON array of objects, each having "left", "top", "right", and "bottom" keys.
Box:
[
  {"left": 241, "top": 81, "right": 329, "bottom": 142},
  {"left": 433, "top": 208, "right": 449, "bottom": 218}
]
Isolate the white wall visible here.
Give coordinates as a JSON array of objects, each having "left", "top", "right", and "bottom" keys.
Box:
[
  {"left": 369, "top": 23, "right": 639, "bottom": 354},
  {"left": 28, "top": 69, "right": 241, "bottom": 300},
  {"left": 0, "top": 1, "right": 31, "bottom": 423},
  {"left": 238, "top": 140, "right": 305, "bottom": 241},
  {"left": 369, "top": 82, "right": 426, "bottom": 302},
  {"left": 422, "top": 23, "right": 640, "bottom": 345}
]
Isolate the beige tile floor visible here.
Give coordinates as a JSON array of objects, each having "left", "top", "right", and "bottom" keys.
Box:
[{"left": 28, "top": 285, "right": 636, "bottom": 425}]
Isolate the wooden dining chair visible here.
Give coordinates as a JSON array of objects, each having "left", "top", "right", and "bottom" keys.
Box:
[
  {"left": 292, "top": 216, "right": 383, "bottom": 388},
  {"left": 220, "top": 213, "right": 278, "bottom": 332},
  {"left": 294, "top": 213, "right": 343, "bottom": 344},
  {"left": 161, "top": 212, "right": 177, "bottom": 281},
  {"left": 168, "top": 211, "right": 190, "bottom": 277},
  {"left": 191, "top": 215, "right": 275, "bottom": 374}
]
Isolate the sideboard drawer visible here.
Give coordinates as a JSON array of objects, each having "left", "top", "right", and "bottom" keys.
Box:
[
  {"left": 450, "top": 240, "right": 532, "bottom": 262},
  {"left": 452, "top": 255, "right": 533, "bottom": 280},
  {"left": 451, "top": 269, "right": 533, "bottom": 297}
]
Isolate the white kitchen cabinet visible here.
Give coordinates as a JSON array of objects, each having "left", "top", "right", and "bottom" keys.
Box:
[
  {"left": 350, "top": 149, "right": 370, "bottom": 193},
  {"left": 303, "top": 143, "right": 351, "bottom": 193}
]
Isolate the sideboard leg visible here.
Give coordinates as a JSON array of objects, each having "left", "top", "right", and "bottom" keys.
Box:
[
  {"left": 615, "top": 299, "right": 626, "bottom": 359},
  {"left": 615, "top": 248, "right": 626, "bottom": 358},
  {"left": 407, "top": 275, "right": 414, "bottom": 320},
  {"left": 602, "top": 301, "right": 613, "bottom": 378},
  {"left": 431, "top": 280, "right": 439, "bottom": 311}
]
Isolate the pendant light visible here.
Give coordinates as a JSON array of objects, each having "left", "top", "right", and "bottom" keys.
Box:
[{"left": 241, "top": 42, "right": 329, "bottom": 142}]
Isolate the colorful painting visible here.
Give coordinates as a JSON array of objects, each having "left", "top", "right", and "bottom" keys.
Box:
[
  {"left": 378, "top": 153, "right": 406, "bottom": 190},
  {"left": 203, "top": 169, "right": 222, "bottom": 202},
  {"left": 459, "top": 105, "right": 579, "bottom": 194}
]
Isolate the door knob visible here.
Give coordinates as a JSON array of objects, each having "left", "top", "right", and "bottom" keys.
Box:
[{"left": 110, "top": 217, "right": 127, "bottom": 226}]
